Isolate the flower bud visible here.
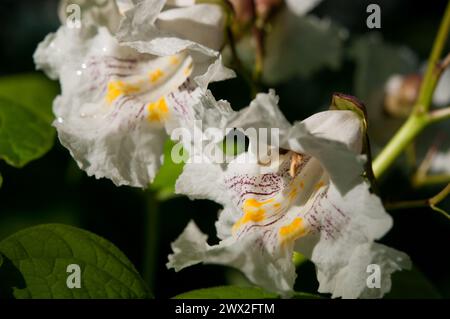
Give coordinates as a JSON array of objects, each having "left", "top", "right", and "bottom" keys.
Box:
[
  {"left": 255, "top": 0, "right": 282, "bottom": 21},
  {"left": 229, "top": 0, "right": 255, "bottom": 25},
  {"left": 331, "top": 93, "right": 367, "bottom": 131},
  {"left": 384, "top": 74, "right": 422, "bottom": 118}
]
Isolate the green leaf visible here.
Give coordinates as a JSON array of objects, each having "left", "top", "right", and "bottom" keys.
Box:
[
  {"left": 0, "top": 73, "right": 58, "bottom": 124},
  {"left": 150, "top": 140, "right": 184, "bottom": 200},
  {"left": 0, "top": 224, "right": 152, "bottom": 299},
  {"left": 0, "top": 73, "right": 59, "bottom": 168},
  {"left": 174, "top": 286, "right": 279, "bottom": 299},
  {"left": 385, "top": 266, "right": 442, "bottom": 299},
  {"left": 263, "top": 13, "right": 347, "bottom": 84},
  {"left": 0, "top": 97, "right": 55, "bottom": 167}
]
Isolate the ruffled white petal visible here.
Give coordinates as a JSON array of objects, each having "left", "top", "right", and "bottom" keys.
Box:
[
  {"left": 157, "top": 3, "right": 226, "bottom": 51},
  {"left": 58, "top": 0, "right": 123, "bottom": 32},
  {"left": 194, "top": 56, "right": 236, "bottom": 91},
  {"left": 228, "top": 90, "right": 292, "bottom": 133},
  {"left": 116, "top": 0, "right": 235, "bottom": 87},
  {"left": 292, "top": 180, "right": 410, "bottom": 298},
  {"left": 167, "top": 221, "right": 296, "bottom": 296},
  {"left": 316, "top": 242, "right": 411, "bottom": 298},
  {"left": 176, "top": 161, "right": 231, "bottom": 205}
]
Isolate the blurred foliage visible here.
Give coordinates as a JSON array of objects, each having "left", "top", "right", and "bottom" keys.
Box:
[
  {"left": 349, "top": 34, "right": 419, "bottom": 147},
  {"left": 386, "top": 267, "right": 442, "bottom": 299},
  {"left": 150, "top": 141, "right": 184, "bottom": 201},
  {"left": 264, "top": 13, "right": 346, "bottom": 84},
  {"left": 350, "top": 33, "right": 418, "bottom": 102}
]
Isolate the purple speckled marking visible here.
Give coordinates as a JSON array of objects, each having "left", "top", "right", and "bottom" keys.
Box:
[
  {"left": 304, "top": 189, "right": 350, "bottom": 240},
  {"left": 229, "top": 152, "right": 351, "bottom": 249}
]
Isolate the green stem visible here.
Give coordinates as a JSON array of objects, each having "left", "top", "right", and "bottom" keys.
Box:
[
  {"left": 252, "top": 26, "right": 265, "bottom": 84},
  {"left": 385, "top": 183, "right": 450, "bottom": 220},
  {"left": 415, "top": 1, "right": 450, "bottom": 113},
  {"left": 413, "top": 174, "right": 450, "bottom": 187},
  {"left": 250, "top": 0, "right": 266, "bottom": 91},
  {"left": 430, "top": 183, "right": 450, "bottom": 205},
  {"left": 373, "top": 115, "right": 428, "bottom": 177},
  {"left": 429, "top": 106, "right": 450, "bottom": 123},
  {"left": 226, "top": 27, "right": 260, "bottom": 95},
  {"left": 219, "top": 0, "right": 262, "bottom": 96},
  {"left": 373, "top": 1, "right": 450, "bottom": 178},
  {"left": 373, "top": 105, "right": 450, "bottom": 179}
]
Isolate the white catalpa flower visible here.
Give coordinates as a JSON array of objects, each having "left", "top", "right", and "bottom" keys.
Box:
[
  {"left": 34, "top": 0, "right": 234, "bottom": 187},
  {"left": 263, "top": 0, "right": 346, "bottom": 84},
  {"left": 227, "top": 0, "right": 345, "bottom": 85},
  {"left": 167, "top": 91, "right": 410, "bottom": 298}
]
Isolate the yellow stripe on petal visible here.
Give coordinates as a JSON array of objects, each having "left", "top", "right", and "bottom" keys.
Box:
[
  {"left": 149, "top": 69, "right": 165, "bottom": 83},
  {"left": 244, "top": 198, "right": 274, "bottom": 209},
  {"left": 232, "top": 211, "right": 265, "bottom": 233},
  {"left": 232, "top": 198, "right": 276, "bottom": 232},
  {"left": 147, "top": 97, "right": 169, "bottom": 122},
  {"left": 314, "top": 181, "right": 325, "bottom": 190},
  {"left": 106, "top": 80, "right": 140, "bottom": 104},
  {"left": 279, "top": 217, "right": 307, "bottom": 244},
  {"left": 169, "top": 55, "right": 180, "bottom": 65},
  {"left": 288, "top": 187, "right": 298, "bottom": 201},
  {"left": 184, "top": 62, "right": 193, "bottom": 77}
]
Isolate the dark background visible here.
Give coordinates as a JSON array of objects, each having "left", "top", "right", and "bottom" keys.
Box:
[{"left": 0, "top": 0, "right": 449, "bottom": 298}]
